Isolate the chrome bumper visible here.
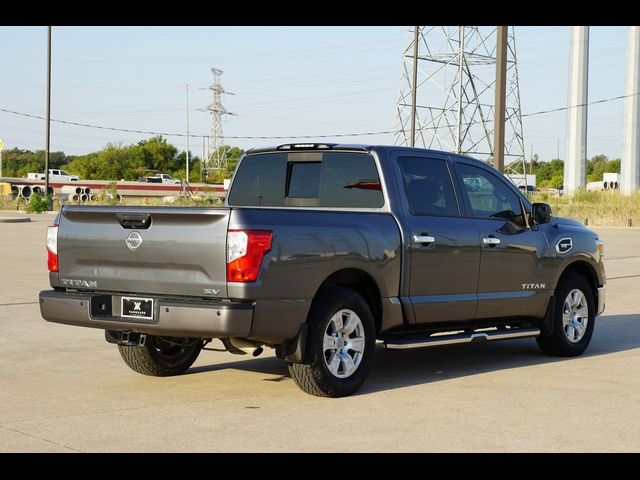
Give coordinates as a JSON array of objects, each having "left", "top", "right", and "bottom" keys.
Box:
[
  {"left": 597, "top": 285, "right": 606, "bottom": 315},
  {"left": 39, "top": 290, "right": 253, "bottom": 338}
]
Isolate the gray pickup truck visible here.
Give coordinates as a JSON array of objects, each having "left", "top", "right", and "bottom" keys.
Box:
[{"left": 40, "top": 144, "right": 606, "bottom": 397}]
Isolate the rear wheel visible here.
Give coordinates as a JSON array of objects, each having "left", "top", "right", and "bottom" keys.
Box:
[
  {"left": 537, "top": 273, "right": 595, "bottom": 357},
  {"left": 288, "top": 288, "right": 375, "bottom": 397},
  {"left": 118, "top": 336, "right": 203, "bottom": 376}
]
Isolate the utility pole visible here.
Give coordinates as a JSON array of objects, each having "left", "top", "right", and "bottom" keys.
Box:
[
  {"left": 622, "top": 25, "right": 640, "bottom": 195},
  {"left": 44, "top": 26, "right": 52, "bottom": 206},
  {"left": 185, "top": 83, "right": 190, "bottom": 191},
  {"left": 493, "top": 26, "right": 508, "bottom": 172},
  {"left": 530, "top": 144, "right": 533, "bottom": 175},
  {"left": 564, "top": 26, "right": 589, "bottom": 195},
  {"left": 410, "top": 26, "right": 419, "bottom": 147}
]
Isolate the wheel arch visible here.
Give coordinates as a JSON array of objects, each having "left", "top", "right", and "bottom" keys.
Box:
[
  {"left": 555, "top": 260, "right": 600, "bottom": 305},
  {"left": 311, "top": 268, "right": 383, "bottom": 334}
]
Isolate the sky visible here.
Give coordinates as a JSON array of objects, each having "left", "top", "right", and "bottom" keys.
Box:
[{"left": 0, "top": 26, "right": 631, "bottom": 162}]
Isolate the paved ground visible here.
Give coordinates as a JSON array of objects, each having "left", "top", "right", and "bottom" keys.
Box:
[{"left": 1, "top": 215, "right": 639, "bottom": 452}]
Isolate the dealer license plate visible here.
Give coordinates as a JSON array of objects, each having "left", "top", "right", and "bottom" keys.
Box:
[{"left": 121, "top": 296, "right": 154, "bottom": 320}]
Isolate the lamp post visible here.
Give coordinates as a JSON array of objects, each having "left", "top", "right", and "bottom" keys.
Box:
[
  {"left": 0, "top": 138, "right": 4, "bottom": 180},
  {"left": 44, "top": 26, "right": 52, "bottom": 208},
  {"left": 185, "top": 83, "right": 190, "bottom": 193}
]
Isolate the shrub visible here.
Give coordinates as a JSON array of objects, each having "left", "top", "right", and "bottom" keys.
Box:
[
  {"left": 25, "top": 193, "right": 51, "bottom": 213},
  {"left": 96, "top": 181, "right": 121, "bottom": 205}
]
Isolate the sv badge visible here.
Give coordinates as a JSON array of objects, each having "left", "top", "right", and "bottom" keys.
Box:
[{"left": 203, "top": 288, "right": 221, "bottom": 296}]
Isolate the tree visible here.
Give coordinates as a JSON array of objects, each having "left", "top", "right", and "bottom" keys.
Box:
[
  {"left": 132, "top": 136, "right": 179, "bottom": 174},
  {"left": 609, "top": 158, "right": 621, "bottom": 174},
  {"left": 549, "top": 173, "right": 564, "bottom": 189},
  {"left": 173, "top": 151, "right": 202, "bottom": 182},
  {"left": 202, "top": 145, "right": 245, "bottom": 183},
  {"left": 535, "top": 158, "right": 564, "bottom": 187},
  {"left": 66, "top": 136, "right": 183, "bottom": 181},
  {"left": 586, "top": 154, "right": 620, "bottom": 182},
  {"left": 1, "top": 148, "right": 71, "bottom": 178},
  {"left": 66, "top": 143, "right": 140, "bottom": 180}
]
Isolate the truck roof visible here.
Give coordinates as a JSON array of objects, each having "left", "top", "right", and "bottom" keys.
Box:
[{"left": 246, "top": 143, "right": 487, "bottom": 166}]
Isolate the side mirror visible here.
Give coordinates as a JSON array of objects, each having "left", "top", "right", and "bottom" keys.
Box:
[{"left": 531, "top": 202, "right": 552, "bottom": 225}]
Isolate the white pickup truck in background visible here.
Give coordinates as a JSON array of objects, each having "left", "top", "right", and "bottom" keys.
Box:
[
  {"left": 27, "top": 169, "right": 80, "bottom": 181},
  {"left": 144, "top": 173, "right": 181, "bottom": 184}
]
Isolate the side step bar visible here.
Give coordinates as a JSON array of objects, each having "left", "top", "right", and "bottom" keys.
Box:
[{"left": 383, "top": 327, "right": 540, "bottom": 350}]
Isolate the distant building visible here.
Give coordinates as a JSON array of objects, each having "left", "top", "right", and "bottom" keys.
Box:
[{"left": 505, "top": 173, "right": 536, "bottom": 190}]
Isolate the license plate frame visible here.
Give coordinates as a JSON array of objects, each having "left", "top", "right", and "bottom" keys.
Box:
[{"left": 121, "top": 296, "right": 154, "bottom": 320}]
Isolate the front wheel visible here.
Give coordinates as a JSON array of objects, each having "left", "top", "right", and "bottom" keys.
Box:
[
  {"left": 537, "top": 273, "right": 596, "bottom": 357},
  {"left": 118, "top": 336, "right": 203, "bottom": 376},
  {"left": 288, "top": 288, "right": 376, "bottom": 397}
]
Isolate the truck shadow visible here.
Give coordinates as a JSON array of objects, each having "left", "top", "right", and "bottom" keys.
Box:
[{"left": 188, "top": 313, "right": 640, "bottom": 395}]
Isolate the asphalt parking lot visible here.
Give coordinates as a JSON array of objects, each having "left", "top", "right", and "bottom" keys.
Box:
[{"left": 1, "top": 214, "right": 639, "bottom": 452}]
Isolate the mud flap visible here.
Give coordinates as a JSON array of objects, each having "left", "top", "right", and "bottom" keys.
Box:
[
  {"left": 275, "top": 323, "right": 308, "bottom": 363},
  {"left": 540, "top": 295, "right": 556, "bottom": 336}
]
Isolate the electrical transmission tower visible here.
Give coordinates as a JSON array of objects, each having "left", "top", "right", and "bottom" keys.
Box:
[
  {"left": 395, "top": 26, "right": 526, "bottom": 177},
  {"left": 204, "top": 68, "right": 235, "bottom": 180}
]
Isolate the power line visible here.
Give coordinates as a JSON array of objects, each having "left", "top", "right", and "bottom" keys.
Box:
[
  {"left": 1, "top": 90, "right": 638, "bottom": 141},
  {"left": 0, "top": 107, "right": 394, "bottom": 139},
  {"left": 521, "top": 91, "right": 639, "bottom": 118}
]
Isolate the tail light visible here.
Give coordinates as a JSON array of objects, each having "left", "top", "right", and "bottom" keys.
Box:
[
  {"left": 47, "top": 225, "right": 59, "bottom": 272},
  {"left": 227, "top": 230, "right": 272, "bottom": 282}
]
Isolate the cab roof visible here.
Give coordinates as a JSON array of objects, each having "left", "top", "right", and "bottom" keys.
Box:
[{"left": 245, "top": 143, "right": 485, "bottom": 165}]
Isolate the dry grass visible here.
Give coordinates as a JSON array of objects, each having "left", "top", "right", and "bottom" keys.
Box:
[
  {"left": 532, "top": 190, "right": 640, "bottom": 227},
  {"left": 2, "top": 190, "right": 639, "bottom": 226},
  {"left": 0, "top": 194, "right": 224, "bottom": 212}
]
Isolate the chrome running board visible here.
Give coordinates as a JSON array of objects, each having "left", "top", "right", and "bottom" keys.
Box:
[{"left": 383, "top": 327, "right": 540, "bottom": 350}]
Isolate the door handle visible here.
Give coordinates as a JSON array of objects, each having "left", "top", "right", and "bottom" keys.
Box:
[
  {"left": 482, "top": 237, "right": 501, "bottom": 246},
  {"left": 414, "top": 235, "right": 435, "bottom": 245}
]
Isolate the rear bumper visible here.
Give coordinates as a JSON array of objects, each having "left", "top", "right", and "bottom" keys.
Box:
[
  {"left": 39, "top": 290, "right": 253, "bottom": 338},
  {"left": 597, "top": 285, "right": 606, "bottom": 315}
]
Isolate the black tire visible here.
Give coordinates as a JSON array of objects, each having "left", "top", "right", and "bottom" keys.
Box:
[
  {"left": 537, "top": 272, "right": 596, "bottom": 357},
  {"left": 118, "top": 336, "right": 203, "bottom": 377},
  {"left": 288, "top": 288, "right": 376, "bottom": 397}
]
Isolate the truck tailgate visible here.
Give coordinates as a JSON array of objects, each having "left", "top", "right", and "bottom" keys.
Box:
[{"left": 57, "top": 206, "right": 229, "bottom": 298}]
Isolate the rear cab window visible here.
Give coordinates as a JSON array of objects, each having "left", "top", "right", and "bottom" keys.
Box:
[{"left": 228, "top": 151, "right": 384, "bottom": 208}]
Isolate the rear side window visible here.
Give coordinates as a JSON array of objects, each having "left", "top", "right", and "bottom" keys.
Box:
[
  {"left": 398, "top": 156, "right": 459, "bottom": 216},
  {"left": 319, "top": 153, "right": 383, "bottom": 208},
  {"left": 227, "top": 153, "right": 287, "bottom": 206},
  {"left": 228, "top": 152, "right": 384, "bottom": 208}
]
